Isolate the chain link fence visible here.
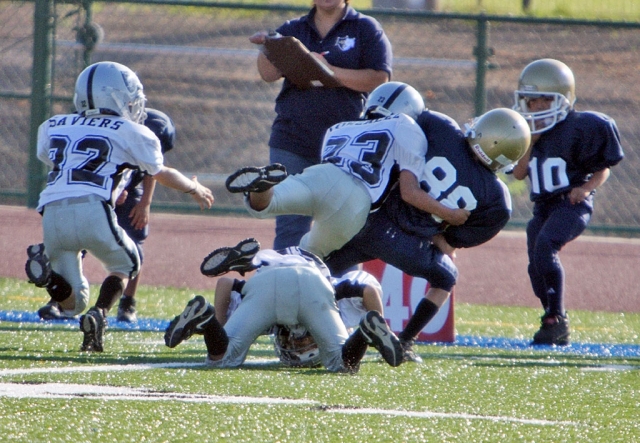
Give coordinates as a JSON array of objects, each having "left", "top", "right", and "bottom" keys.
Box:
[{"left": 1, "top": 1, "right": 639, "bottom": 235}]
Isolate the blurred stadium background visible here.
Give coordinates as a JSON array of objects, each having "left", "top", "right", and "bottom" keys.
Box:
[{"left": 1, "top": 0, "right": 639, "bottom": 235}]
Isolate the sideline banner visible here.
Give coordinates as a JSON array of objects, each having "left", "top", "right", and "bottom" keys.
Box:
[{"left": 362, "top": 259, "right": 455, "bottom": 343}]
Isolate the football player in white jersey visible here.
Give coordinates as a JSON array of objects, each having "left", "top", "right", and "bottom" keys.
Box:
[
  {"left": 225, "top": 82, "right": 470, "bottom": 260},
  {"left": 167, "top": 242, "right": 384, "bottom": 368},
  {"left": 25, "top": 61, "right": 214, "bottom": 353},
  {"left": 165, "top": 241, "right": 402, "bottom": 372}
]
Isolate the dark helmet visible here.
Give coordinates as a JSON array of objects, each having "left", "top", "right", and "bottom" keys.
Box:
[{"left": 144, "top": 108, "right": 176, "bottom": 154}]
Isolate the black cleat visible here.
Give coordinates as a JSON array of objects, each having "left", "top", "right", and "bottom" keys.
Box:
[
  {"left": 532, "top": 313, "right": 570, "bottom": 346},
  {"left": 201, "top": 238, "right": 261, "bottom": 277},
  {"left": 37, "top": 301, "right": 73, "bottom": 321},
  {"left": 25, "top": 243, "right": 52, "bottom": 288},
  {"left": 359, "top": 311, "right": 404, "bottom": 367},
  {"left": 225, "top": 163, "right": 287, "bottom": 193},
  {"left": 399, "top": 338, "right": 423, "bottom": 364},
  {"left": 164, "top": 295, "right": 215, "bottom": 348},
  {"left": 80, "top": 307, "right": 106, "bottom": 352},
  {"left": 116, "top": 296, "right": 137, "bottom": 323}
]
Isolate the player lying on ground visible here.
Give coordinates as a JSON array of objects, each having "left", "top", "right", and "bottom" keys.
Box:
[
  {"left": 164, "top": 239, "right": 403, "bottom": 372},
  {"left": 168, "top": 239, "right": 386, "bottom": 367}
]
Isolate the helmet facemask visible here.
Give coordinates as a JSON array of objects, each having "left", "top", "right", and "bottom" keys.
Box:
[
  {"left": 513, "top": 91, "right": 571, "bottom": 134},
  {"left": 273, "top": 325, "right": 321, "bottom": 368},
  {"left": 512, "top": 58, "right": 576, "bottom": 134}
]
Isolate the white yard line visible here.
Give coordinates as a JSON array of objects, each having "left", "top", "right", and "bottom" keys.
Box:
[{"left": 0, "top": 362, "right": 580, "bottom": 427}]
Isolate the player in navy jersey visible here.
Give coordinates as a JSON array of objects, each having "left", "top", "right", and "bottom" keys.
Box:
[
  {"left": 225, "top": 82, "right": 469, "bottom": 260},
  {"left": 25, "top": 61, "right": 214, "bottom": 352},
  {"left": 326, "top": 107, "right": 531, "bottom": 362},
  {"left": 511, "top": 58, "right": 624, "bottom": 345}
]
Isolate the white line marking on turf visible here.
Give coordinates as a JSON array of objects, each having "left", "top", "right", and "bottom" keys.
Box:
[
  {"left": 0, "top": 382, "right": 579, "bottom": 426},
  {"left": 0, "top": 360, "right": 580, "bottom": 427},
  {"left": 0, "top": 359, "right": 282, "bottom": 377}
]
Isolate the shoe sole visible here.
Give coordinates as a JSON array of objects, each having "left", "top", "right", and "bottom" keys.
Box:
[
  {"left": 201, "top": 238, "right": 260, "bottom": 277},
  {"left": 360, "top": 312, "right": 403, "bottom": 367},
  {"left": 164, "top": 295, "right": 212, "bottom": 348},
  {"left": 25, "top": 256, "right": 51, "bottom": 287},
  {"left": 80, "top": 311, "right": 104, "bottom": 352},
  {"left": 27, "top": 243, "right": 45, "bottom": 258},
  {"left": 225, "top": 164, "right": 287, "bottom": 193}
]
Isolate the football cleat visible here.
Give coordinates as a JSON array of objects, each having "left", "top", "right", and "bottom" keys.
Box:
[
  {"left": 25, "top": 243, "right": 52, "bottom": 288},
  {"left": 225, "top": 163, "right": 287, "bottom": 193},
  {"left": 116, "top": 295, "right": 137, "bottom": 323},
  {"left": 359, "top": 311, "right": 404, "bottom": 367},
  {"left": 201, "top": 238, "right": 261, "bottom": 277},
  {"left": 532, "top": 313, "right": 570, "bottom": 346},
  {"left": 80, "top": 307, "right": 107, "bottom": 352},
  {"left": 37, "top": 301, "right": 74, "bottom": 321},
  {"left": 164, "top": 295, "right": 216, "bottom": 348},
  {"left": 399, "top": 338, "right": 424, "bottom": 364}
]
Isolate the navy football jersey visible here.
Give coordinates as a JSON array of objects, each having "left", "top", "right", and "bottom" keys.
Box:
[
  {"left": 525, "top": 110, "right": 624, "bottom": 203},
  {"left": 383, "top": 110, "right": 512, "bottom": 248}
]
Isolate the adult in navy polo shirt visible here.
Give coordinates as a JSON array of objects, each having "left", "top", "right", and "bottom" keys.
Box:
[{"left": 249, "top": 0, "right": 392, "bottom": 250}]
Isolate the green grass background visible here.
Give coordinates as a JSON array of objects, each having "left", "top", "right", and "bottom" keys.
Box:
[{"left": 1, "top": 277, "right": 639, "bottom": 442}]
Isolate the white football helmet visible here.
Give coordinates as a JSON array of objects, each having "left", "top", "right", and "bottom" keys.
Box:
[
  {"left": 73, "top": 61, "right": 147, "bottom": 123},
  {"left": 465, "top": 108, "right": 531, "bottom": 172},
  {"left": 364, "top": 81, "right": 425, "bottom": 120},
  {"left": 513, "top": 58, "right": 576, "bottom": 134},
  {"left": 272, "top": 325, "right": 321, "bottom": 368}
]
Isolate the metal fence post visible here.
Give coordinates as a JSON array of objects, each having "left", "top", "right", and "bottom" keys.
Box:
[
  {"left": 473, "top": 16, "right": 492, "bottom": 117},
  {"left": 27, "top": 0, "right": 55, "bottom": 208}
]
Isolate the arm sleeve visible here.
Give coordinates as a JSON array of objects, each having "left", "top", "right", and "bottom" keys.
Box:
[{"left": 357, "top": 17, "right": 393, "bottom": 74}]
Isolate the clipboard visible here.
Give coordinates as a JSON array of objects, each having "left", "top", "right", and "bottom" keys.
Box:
[{"left": 263, "top": 35, "right": 343, "bottom": 89}]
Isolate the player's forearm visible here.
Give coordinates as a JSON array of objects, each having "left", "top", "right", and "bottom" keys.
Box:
[
  {"left": 256, "top": 52, "right": 282, "bottom": 82},
  {"left": 583, "top": 168, "right": 611, "bottom": 193},
  {"left": 329, "top": 67, "right": 388, "bottom": 93},
  {"left": 139, "top": 175, "right": 156, "bottom": 206},
  {"left": 153, "top": 167, "right": 196, "bottom": 193}
]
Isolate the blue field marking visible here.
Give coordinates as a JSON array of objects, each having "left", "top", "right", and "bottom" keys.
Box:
[
  {"left": 0, "top": 310, "right": 170, "bottom": 332},
  {"left": 1, "top": 310, "right": 639, "bottom": 358},
  {"left": 449, "top": 335, "right": 640, "bottom": 359}
]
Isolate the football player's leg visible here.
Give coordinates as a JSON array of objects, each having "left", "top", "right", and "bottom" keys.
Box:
[
  {"left": 42, "top": 207, "right": 90, "bottom": 317},
  {"left": 297, "top": 267, "right": 350, "bottom": 372},
  {"left": 51, "top": 250, "right": 90, "bottom": 316},
  {"left": 270, "top": 147, "right": 316, "bottom": 249},
  {"left": 532, "top": 201, "right": 591, "bottom": 317},
  {"left": 243, "top": 171, "right": 315, "bottom": 219},
  {"left": 325, "top": 232, "right": 377, "bottom": 277},
  {"left": 526, "top": 213, "right": 549, "bottom": 309},
  {"left": 298, "top": 169, "right": 371, "bottom": 259},
  {"left": 209, "top": 270, "right": 278, "bottom": 367}
]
